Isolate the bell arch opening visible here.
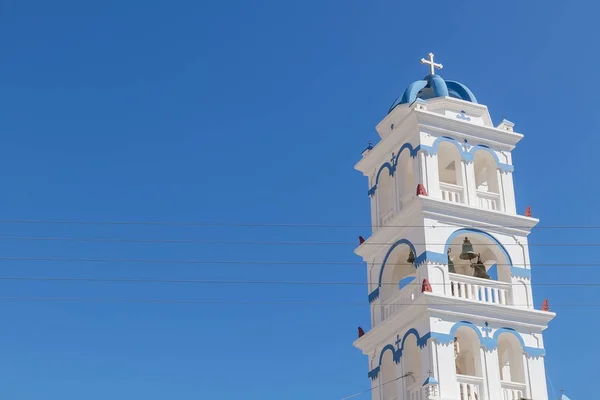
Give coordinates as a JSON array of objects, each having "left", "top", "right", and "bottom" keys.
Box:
[
  {"left": 437, "top": 141, "right": 463, "bottom": 186},
  {"left": 380, "top": 349, "right": 398, "bottom": 400},
  {"left": 454, "top": 326, "right": 483, "bottom": 378},
  {"left": 473, "top": 150, "right": 500, "bottom": 194},
  {"left": 396, "top": 151, "right": 414, "bottom": 206},
  {"left": 401, "top": 334, "right": 422, "bottom": 395},
  {"left": 377, "top": 168, "right": 395, "bottom": 226},
  {"left": 379, "top": 242, "right": 417, "bottom": 303},
  {"left": 497, "top": 333, "right": 526, "bottom": 384},
  {"left": 446, "top": 232, "right": 511, "bottom": 283}
]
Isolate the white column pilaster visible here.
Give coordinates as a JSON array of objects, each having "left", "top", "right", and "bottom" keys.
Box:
[
  {"left": 424, "top": 153, "right": 441, "bottom": 198},
  {"left": 462, "top": 161, "right": 477, "bottom": 207},
  {"left": 500, "top": 171, "right": 517, "bottom": 214},
  {"left": 433, "top": 341, "right": 458, "bottom": 400},
  {"left": 481, "top": 348, "right": 502, "bottom": 400},
  {"left": 525, "top": 356, "right": 549, "bottom": 400}
]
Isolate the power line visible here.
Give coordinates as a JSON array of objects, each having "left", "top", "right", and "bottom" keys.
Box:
[
  {"left": 0, "top": 218, "right": 598, "bottom": 229},
  {"left": 0, "top": 256, "right": 597, "bottom": 267},
  {"left": 0, "top": 296, "right": 592, "bottom": 307},
  {"left": 0, "top": 235, "right": 597, "bottom": 246},
  {"left": 341, "top": 373, "right": 414, "bottom": 400},
  {"left": 0, "top": 275, "right": 597, "bottom": 287}
]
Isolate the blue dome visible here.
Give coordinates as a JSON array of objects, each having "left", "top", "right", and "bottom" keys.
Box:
[{"left": 388, "top": 74, "right": 478, "bottom": 114}]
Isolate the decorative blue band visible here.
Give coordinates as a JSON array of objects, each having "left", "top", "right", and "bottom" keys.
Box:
[
  {"left": 367, "top": 322, "right": 545, "bottom": 379},
  {"left": 368, "top": 288, "right": 380, "bottom": 303},
  {"left": 368, "top": 366, "right": 380, "bottom": 380},
  {"left": 511, "top": 267, "right": 531, "bottom": 279},
  {"left": 367, "top": 143, "right": 420, "bottom": 196},
  {"left": 368, "top": 137, "right": 513, "bottom": 196},
  {"left": 376, "top": 229, "right": 514, "bottom": 290},
  {"left": 429, "top": 322, "right": 544, "bottom": 358},
  {"left": 414, "top": 250, "right": 447, "bottom": 266}
]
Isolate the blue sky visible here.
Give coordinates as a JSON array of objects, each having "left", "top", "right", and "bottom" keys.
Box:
[{"left": 0, "top": 0, "right": 598, "bottom": 398}]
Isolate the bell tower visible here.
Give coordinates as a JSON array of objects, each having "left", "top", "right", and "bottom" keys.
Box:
[{"left": 353, "top": 53, "right": 555, "bottom": 400}]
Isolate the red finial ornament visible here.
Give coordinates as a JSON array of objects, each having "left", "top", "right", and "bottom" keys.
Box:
[
  {"left": 358, "top": 327, "right": 365, "bottom": 338},
  {"left": 416, "top": 184, "right": 428, "bottom": 196},
  {"left": 524, "top": 206, "right": 532, "bottom": 217},
  {"left": 359, "top": 236, "right": 365, "bottom": 245},
  {"left": 421, "top": 278, "right": 433, "bottom": 293},
  {"left": 542, "top": 299, "right": 549, "bottom": 312}
]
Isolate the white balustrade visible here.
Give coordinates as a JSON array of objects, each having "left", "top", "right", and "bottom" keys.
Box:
[
  {"left": 381, "top": 285, "right": 418, "bottom": 321},
  {"left": 501, "top": 381, "right": 526, "bottom": 400},
  {"left": 457, "top": 374, "right": 483, "bottom": 400},
  {"left": 440, "top": 182, "right": 464, "bottom": 204},
  {"left": 449, "top": 273, "right": 511, "bottom": 305},
  {"left": 476, "top": 190, "right": 501, "bottom": 211},
  {"left": 379, "top": 210, "right": 395, "bottom": 227}
]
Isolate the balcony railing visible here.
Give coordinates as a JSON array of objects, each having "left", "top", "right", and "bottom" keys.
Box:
[
  {"left": 449, "top": 273, "right": 511, "bottom": 306},
  {"left": 440, "top": 182, "right": 464, "bottom": 204},
  {"left": 381, "top": 284, "right": 419, "bottom": 321},
  {"left": 379, "top": 210, "right": 395, "bottom": 227},
  {"left": 477, "top": 190, "right": 501, "bottom": 211},
  {"left": 457, "top": 374, "right": 483, "bottom": 400},
  {"left": 501, "top": 381, "right": 526, "bottom": 400}
]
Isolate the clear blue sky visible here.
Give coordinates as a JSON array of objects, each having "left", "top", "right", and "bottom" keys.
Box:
[{"left": 0, "top": 1, "right": 598, "bottom": 399}]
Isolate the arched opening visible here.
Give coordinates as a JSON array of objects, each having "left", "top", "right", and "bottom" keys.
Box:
[
  {"left": 380, "top": 242, "right": 416, "bottom": 303},
  {"left": 454, "top": 327, "right": 483, "bottom": 377},
  {"left": 473, "top": 150, "right": 501, "bottom": 211},
  {"left": 497, "top": 333, "right": 526, "bottom": 384},
  {"left": 437, "top": 141, "right": 464, "bottom": 204},
  {"left": 402, "top": 335, "right": 422, "bottom": 399},
  {"left": 446, "top": 231, "right": 513, "bottom": 304},
  {"left": 396, "top": 151, "right": 414, "bottom": 209},
  {"left": 377, "top": 168, "right": 395, "bottom": 226},
  {"left": 380, "top": 349, "right": 398, "bottom": 400}
]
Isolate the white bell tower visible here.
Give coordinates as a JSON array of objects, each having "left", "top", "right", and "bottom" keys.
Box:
[{"left": 353, "top": 53, "right": 555, "bottom": 400}]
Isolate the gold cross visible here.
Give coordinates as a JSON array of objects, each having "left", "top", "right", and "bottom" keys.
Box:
[{"left": 421, "top": 52, "right": 443, "bottom": 75}]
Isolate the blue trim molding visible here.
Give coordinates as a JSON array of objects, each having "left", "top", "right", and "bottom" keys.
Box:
[
  {"left": 429, "top": 321, "right": 545, "bottom": 358},
  {"left": 368, "top": 143, "right": 419, "bottom": 196},
  {"left": 368, "top": 136, "right": 513, "bottom": 196},
  {"left": 367, "top": 322, "right": 545, "bottom": 379},
  {"left": 376, "top": 239, "right": 418, "bottom": 287},
  {"left": 443, "top": 228, "right": 513, "bottom": 267},
  {"left": 368, "top": 327, "right": 431, "bottom": 379},
  {"left": 510, "top": 266, "right": 531, "bottom": 279},
  {"left": 368, "top": 287, "right": 380, "bottom": 303},
  {"left": 371, "top": 229, "right": 513, "bottom": 301}
]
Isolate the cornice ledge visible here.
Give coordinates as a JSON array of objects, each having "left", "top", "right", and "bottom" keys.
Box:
[
  {"left": 355, "top": 114, "right": 419, "bottom": 174},
  {"left": 353, "top": 300, "right": 426, "bottom": 354},
  {"left": 419, "top": 197, "right": 539, "bottom": 236},
  {"left": 354, "top": 201, "right": 420, "bottom": 259},
  {"left": 423, "top": 293, "right": 556, "bottom": 327},
  {"left": 415, "top": 110, "right": 523, "bottom": 149}
]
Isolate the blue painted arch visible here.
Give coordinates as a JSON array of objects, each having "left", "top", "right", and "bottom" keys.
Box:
[
  {"left": 368, "top": 327, "right": 432, "bottom": 379},
  {"left": 377, "top": 344, "right": 396, "bottom": 366},
  {"left": 377, "top": 239, "right": 418, "bottom": 288},
  {"left": 367, "top": 137, "right": 514, "bottom": 197},
  {"left": 369, "top": 143, "right": 419, "bottom": 195},
  {"left": 444, "top": 228, "right": 513, "bottom": 267}
]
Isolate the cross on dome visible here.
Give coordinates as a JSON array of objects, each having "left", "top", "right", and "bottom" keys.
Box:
[{"left": 420, "top": 52, "right": 443, "bottom": 76}]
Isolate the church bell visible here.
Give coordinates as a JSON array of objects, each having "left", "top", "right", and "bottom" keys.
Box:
[
  {"left": 407, "top": 249, "right": 415, "bottom": 264},
  {"left": 459, "top": 237, "right": 477, "bottom": 260},
  {"left": 471, "top": 254, "right": 491, "bottom": 280},
  {"left": 447, "top": 250, "right": 456, "bottom": 274}
]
